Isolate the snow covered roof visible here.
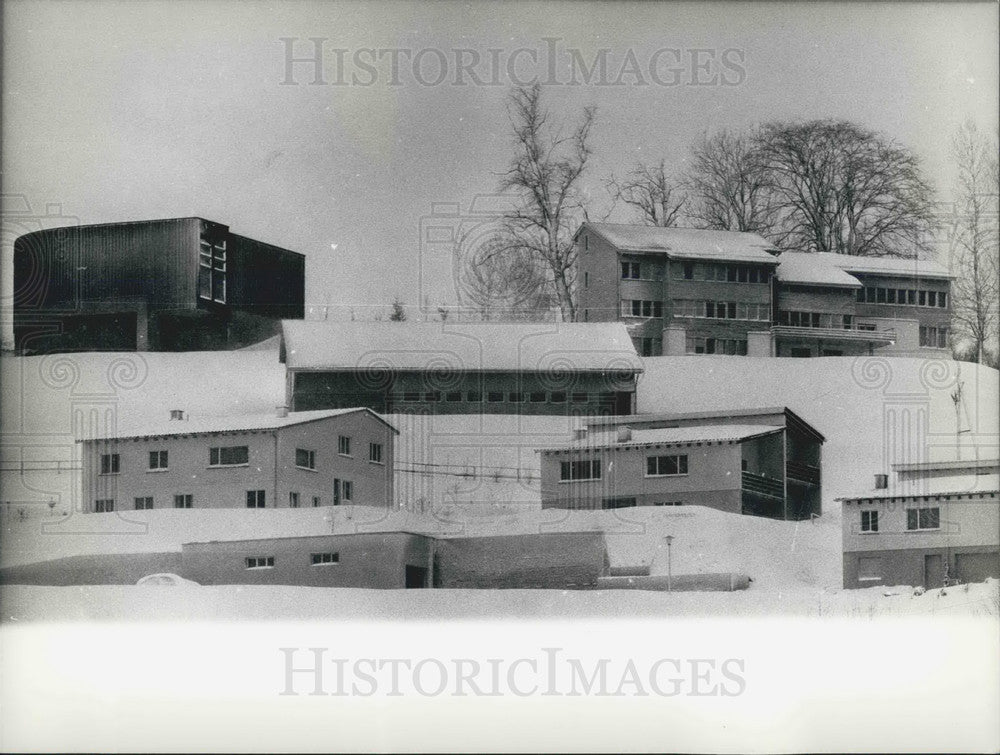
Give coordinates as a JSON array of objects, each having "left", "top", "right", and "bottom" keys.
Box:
[
  {"left": 892, "top": 458, "right": 1000, "bottom": 475},
  {"left": 582, "top": 406, "right": 825, "bottom": 443},
  {"left": 78, "top": 408, "right": 398, "bottom": 443},
  {"left": 281, "top": 321, "right": 644, "bottom": 373},
  {"left": 774, "top": 252, "right": 862, "bottom": 288},
  {"left": 536, "top": 424, "right": 783, "bottom": 453},
  {"left": 816, "top": 252, "right": 952, "bottom": 279},
  {"left": 581, "top": 223, "right": 780, "bottom": 264},
  {"left": 839, "top": 472, "right": 1000, "bottom": 503}
]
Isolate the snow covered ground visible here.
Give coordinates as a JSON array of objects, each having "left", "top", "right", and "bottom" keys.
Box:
[{"left": 1, "top": 346, "right": 997, "bottom": 618}]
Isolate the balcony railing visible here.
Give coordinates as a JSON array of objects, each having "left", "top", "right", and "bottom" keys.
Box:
[
  {"left": 741, "top": 471, "right": 784, "bottom": 499},
  {"left": 771, "top": 324, "right": 896, "bottom": 343},
  {"left": 786, "top": 461, "right": 821, "bottom": 485}
]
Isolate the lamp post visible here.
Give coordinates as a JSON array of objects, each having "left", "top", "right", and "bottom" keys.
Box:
[{"left": 665, "top": 535, "right": 674, "bottom": 592}]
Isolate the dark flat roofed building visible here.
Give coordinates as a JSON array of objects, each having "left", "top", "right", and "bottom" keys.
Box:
[
  {"left": 538, "top": 406, "right": 824, "bottom": 520},
  {"left": 13, "top": 217, "right": 305, "bottom": 354},
  {"left": 280, "top": 320, "right": 644, "bottom": 416}
]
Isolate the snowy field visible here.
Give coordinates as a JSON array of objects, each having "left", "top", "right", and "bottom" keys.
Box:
[{"left": 1, "top": 346, "right": 997, "bottom": 618}]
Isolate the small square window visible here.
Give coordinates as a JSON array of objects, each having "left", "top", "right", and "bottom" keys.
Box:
[
  {"left": 289, "top": 492, "right": 300, "bottom": 508},
  {"left": 295, "top": 448, "right": 316, "bottom": 470},
  {"left": 173, "top": 494, "right": 193, "bottom": 509},
  {"left": 149, "top": 451, "right": 168, "bottom": 470},
  {"left": 369, "top": 442, "right": 383, "bottom": 464},
  {"left": 246, "top": 490, "right": 266, "bottom": 509},
  {"left": 134, "top": 496, "right": 154, "bottom": 510},
  {"left": 100, "top": 453, "right": 120, "bottom": 475},
  {"left": 94, "top": 498, "right": 114, "bottom": 513}
]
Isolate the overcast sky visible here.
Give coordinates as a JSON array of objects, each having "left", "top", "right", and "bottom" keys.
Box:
[{"left": 2, "top": 0, "right": 997, "bottom": 330}]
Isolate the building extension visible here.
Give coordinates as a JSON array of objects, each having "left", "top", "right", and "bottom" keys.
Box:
[
  {"left": 78, "top": 408, "right": 397, "bottom": 513},
  {"left": 13, "top": 217, "right": 305, "bottom": 354},
  {"left": 839, "top": 458, "right": 999, "bottom": 589},
  {"left": 574, "top": 222, "right": 953, "bottom": 358},
  {"left": 280, "top": 320, "right": 644, "bottom": 415},
  {"left": 537, "top": 406, "right": 824, "bottom": 520}
]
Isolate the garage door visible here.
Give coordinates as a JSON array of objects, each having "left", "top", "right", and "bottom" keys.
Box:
[{"left": 955, "top": 551, "right": 1000, "bottom": 584}]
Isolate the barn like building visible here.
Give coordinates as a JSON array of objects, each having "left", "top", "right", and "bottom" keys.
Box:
[
  {"left": 279, "top": 321, "right": 644, "bottom": 416},
  {"left": 13, "top": 217, "right": 305, "bottom": 354}
]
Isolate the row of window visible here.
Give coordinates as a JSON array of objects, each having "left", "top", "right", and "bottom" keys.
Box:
[
  {"left": 858, "top": 287, "right": 947, "bottom": 308},
  {"left": 636, "top": 337, "right": 662, "bottom": 357},
  {"left": 393, "top": 390, "right": 618, "bottom": 405},
  {"left": 621, "top": 299, "right": 664, "bottom": 319},
  {"left": 559, "top": 454, "right": 690, "bottom": 482},
  {"left": 919, "top": 326, "right": 949, "bottom": 349},
  {"left": 859, "top": 507, "right": 941, "bottom": 532},
  {"left": 246, "top": 552, "right": 340, "bottom": 570},
  {"left": 99, "top": 439, "right": 384, "bottom": 476},
  {"left": 198, "top": 237, "right": 227, "bottom": 304},
  {"left": 93, "top": 484, "right": 353, "bottom": 512},
  {"left": 673, "top": 300, "right": 771, "bottom": 322},
  {"left": 686, "top": 336, "right": 748, "bottom": 356},
  {"left": 673, "top": 262, "right": 771, "bottom": 284},
  {"left": 778, "top": 311, "right": 857, "bottom": 329},
  {"left": 620, "top": 261, "right": 662, "bottom": 281}
]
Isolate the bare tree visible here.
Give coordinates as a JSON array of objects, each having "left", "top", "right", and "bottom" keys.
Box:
[
  {"left": 758, "top": 120, "right": 936, "bottom": 256},
  {"left": 950, "top": 120, "right": 1000, "bottom": 364},
  {"left": 686, "top": 128, "right": 779, "bottom": 234},
  {"left": 500, "top": 83, "right": 595, "bottom": 322},
  {"left": 608, "top": 159, "right": 686, "bottom": 227},
  {"left": 456, "top": 231, "right": 554, "bottom": 321}
]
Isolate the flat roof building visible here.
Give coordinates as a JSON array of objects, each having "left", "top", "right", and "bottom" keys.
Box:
[
  {"left": 14, "top": 217, "right": 305, "bottom": 354},
  {"left": 280, "top": 320, "right": 644, "bottom": 415}
]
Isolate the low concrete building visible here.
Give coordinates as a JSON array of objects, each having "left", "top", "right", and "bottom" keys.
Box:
[
  {"left": 78, "top": 408, "right": 398, "bottom": 513},
  {"left": 839, "top": 459, "right": 999, "bottom": 589},
  {"left": 537, "top": 406, "right": 824, "bottom": 520},
  {"left": 280, "top": 320, "right": 644, "bottom": 415}
]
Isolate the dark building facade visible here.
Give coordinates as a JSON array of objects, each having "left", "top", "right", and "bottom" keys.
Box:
[
  {"left": 280, "top": 321, "right": 644, "bottom": 416},
  {"left": 13, "top": 217, "right": 305, "bottom": 354}
]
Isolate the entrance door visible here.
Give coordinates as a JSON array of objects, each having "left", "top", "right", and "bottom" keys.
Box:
[
  {"left": 923, "top": 554, "right": 945, "bottom": 588},
  {"left": 405, "top": 565, "right": 428, "bottom": 588}
]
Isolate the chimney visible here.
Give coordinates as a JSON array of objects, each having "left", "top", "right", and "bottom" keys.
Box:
[
  {"left": 617, "top": 426, "right": 632, "bottom": 443},
  {"left": 276, "top": 405, "right": 289, "bottom": 418},
  {"left": 874, "top": 473, "right": 888, "bottom": 490},
  {"left": 169, "top": 409, "right": 185, "bottom": 421}
]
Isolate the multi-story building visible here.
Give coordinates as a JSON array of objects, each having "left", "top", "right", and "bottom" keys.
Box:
[
  {"left": 575, "top": 222, "right": 954, "bottom": 358},
  {"left": 839, "top": 458, "right": 999, "bottom": 589},
  {"left": 537, "top": 406, "right": 824, "bottom": 520},
  {"left": 576, "top": 223, "right": 780, "bottom": 356},
  {"left": 78, "top": 407, "right": 397, "bottom": 513},
  {"left": 773, "top": 252, "right": 953, "bottom": 357},
  {"left": 14, "top": 217, "right": 305, "bottom": 354},
  {"left": 280, "top": 321, "right": 644, "bottom": 416}
]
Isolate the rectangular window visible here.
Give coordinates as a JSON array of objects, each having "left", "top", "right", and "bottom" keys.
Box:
[
  {"left": 584, "top": 271, "right": 589, "bottom": 287},
  {"left": 246, "top": 490, "right": 266, "bottom": 509},
  {"left": 199, "top": 238, "right": 227, "bottom": 303},
  {"left": 487, "top": 391, "right": 504, "bottom": 402},
  {"left": 209, "top": 446, "right": 249, "bottom": 466},
  {"left": 860, "top": 509, "right": 878, "bottom": 532},
  {"left": 401, "top": 391, "right": 420, "bottom": 402},
  {"left": 918, "top": 290, "right": 927, "bottom": 306},
  {"left": 550, "top": 391, "right": 566, "bottom": 404},
  {"left": 926, "top": 291, "right": 936, "bottom": 307},
  {"left": 245, "top": 556, "right": 274, "bottom": 569},
  {"left": 312, "top": 496, "right": 321, "bottom": 507},
  {"left": 876, "top": 288, "right": 886, "bottom": 303},
  {"left": 559, "top": 459, "right": 602, "bottom": 481},
  {"left": 94, "top": 498, "right": 114, "bottom": 513},
  {"left": 369, "top": 442, "right": 383, "bottom": 464},
  {"left": 295, "top": 448, "right": 316, "bottom": 470},
  {"left": 683, "top": 263, "right": 694, "bottom": 280},
  {"left": 937, "top": 292, "right": 947, "bottom": 308},
  {"left": 621, "top": 262, "right": 640, "bottom": 279},
  {"left": 654, "top": 501, "right": 683, "bottom": 507},
  {"left": 907, "top": 290, "right": 916, "bottom": 305},
  {"left": 423, "top": 391, "right": 441, "bottom": 402},
  {"left": 100, "top": 453, "right": 120, "bottom": 475},
  {"left": 173, "top": 494, "right": 193, "bottom": 509},
  {"left": 858, "top": 557, "right": 882, "bottom": 582},
  {"left": 338, "top": 435, "right": 351, "bottom": 456},
  {"left": 445, "top": 391, "right": 463, "bottom": 402},
  {"left": 509, "top": 391, "right": 525, "bottom": 403},
  {"left": 289, "top": 492, "right": 299, "bottom": 508},
  {"left": 906, "top": 507, "right": 940, "bottom": 530},
  {"left": 886, "top": 288, "right": 896, "bottom": 304},
  {"left": 134, "top": 496, "right": 154, "bottom": 510},
  {"left": 466, "top": 391, "right": 481, "bottom": 403},
  {"left": 343, "top": 481, "right": 353, "bottom": 502},
  {"left": 646, "top": 454, "right": 689, "bottom": 476},
  {"left": 311, "top": 552, "right": 340, "bottom": 566},
  {"left": 148, "top": 450, "right": 168, "bottom": 470},
  {"left": 530, "top": 392, "right": 547, "bottom": 403}
]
